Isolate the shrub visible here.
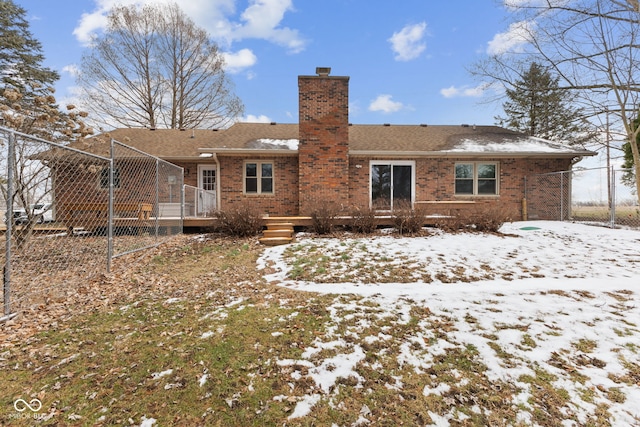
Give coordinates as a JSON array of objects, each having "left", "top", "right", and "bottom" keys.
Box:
[
  {"left": 392, "top": 202, "right": 427, "bottom": 235},
  {"left": 307, "top": 199, "right": 342, "bottom": 235},
  {"left": 215, "top": 202, "right": 263, "bottom": 237},
  {"left": 349, "top": 205, "right": 378, "bottom": 234},
  {"left": 470, "top": 205, "right": 514, "bottom": 232},
  {"left": 434, "top": 204, "right": 514, "bottom": 233},
  {"left": 432, "top": 214, "right": 467, "bottom": 232}
]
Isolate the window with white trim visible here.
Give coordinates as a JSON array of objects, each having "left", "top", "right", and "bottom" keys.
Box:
[
  {"left": 370, "top": 161, "right": 414, "bottom": 210},
  {"left": 455, "top": 162, "right": 498, "bottom": 195},
  {"left": 244, "top": 161, "right": 273, "bottom": 194}
]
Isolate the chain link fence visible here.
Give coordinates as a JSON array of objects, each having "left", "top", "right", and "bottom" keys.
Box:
[
  {"left": 110, "top": 140, "right": 183, "bottom": 259},
  {"left": 525, "top": 167, "right": 640, "bottom": 228},
  {"left": 1, "top": 128, "right": 183, "bottom": 320}
]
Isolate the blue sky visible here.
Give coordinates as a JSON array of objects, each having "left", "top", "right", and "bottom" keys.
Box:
[{"left": 15, "top": 0, "right": 523, "bottom": 127}]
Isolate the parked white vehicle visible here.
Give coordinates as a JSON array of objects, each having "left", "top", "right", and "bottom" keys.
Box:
[{"left": 5, "top": 203, "right": 54, "bottom": 224}]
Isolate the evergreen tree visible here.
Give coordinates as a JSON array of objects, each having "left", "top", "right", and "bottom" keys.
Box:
[
  {"left": 1, "top": 0, "right": 91, "bottom": 247},
  {"left": 621, "top": 115, "right": 640, "bottom": 190},
  {"left": 496, "top": 62, "right": 586, "bottom": 145},
  {"left": 0, "top": 0, "right": 90, "bottom": 140}
]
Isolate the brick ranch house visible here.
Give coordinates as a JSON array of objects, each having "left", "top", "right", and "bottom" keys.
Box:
[{"left": 67, "top": 68, "right": 595, "bottom": 222}]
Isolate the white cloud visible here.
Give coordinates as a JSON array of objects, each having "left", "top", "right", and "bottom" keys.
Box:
[
  {"left": 73, "top": 0, "right": 305, "bottom": 54},
  {"left": 503, "top": 0, "right": 538, "bottom": 8},
  {"left": 486, "top": 20, "right": 534, "bottom": 55},
  {"left": 73, "top": 8, "right": 109, "bottom": 45},
  {"left": 222, "top": 48, "right": 257, "bottom": 73},
  {"left": 62, "top": 64, "right": 80, "bottom": 77},
  {"left": 503, "top": 0, "right": 566, "bottom": 8},
  {"left": 368, "top": 94, "right": 404, "bottom": 114},
  {"left": 388, "top": 22, "right": 427, "bottom": 61},
  {"left": 243, "top": 114, "right": 271, "bottom": 123},
  {"left": 440, "top": 84, "right": 490, "bottom": 98},
  {"left": 231, "top": 0, "right": 306, "bottom": 53}
]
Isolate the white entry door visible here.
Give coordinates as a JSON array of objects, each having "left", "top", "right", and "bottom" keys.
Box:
[{"left": 197, "top": 164, "right": 217, "bottom": 214}]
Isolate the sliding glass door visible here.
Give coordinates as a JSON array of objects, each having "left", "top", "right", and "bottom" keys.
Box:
[{"left": 370, "top": 161, "right": 414, "bottom": 210}]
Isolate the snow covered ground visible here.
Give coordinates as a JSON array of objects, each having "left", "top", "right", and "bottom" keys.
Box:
[{"left": 258, "top": 221, "right": 640, "bottom": 425}]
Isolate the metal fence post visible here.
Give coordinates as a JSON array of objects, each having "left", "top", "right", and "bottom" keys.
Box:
[
  {"left": 560, "top": 172, "right": 564, "bottom": 221},
  {"left": 3, "top": 131, "right": 15, "bottom": 319},
  {"left": 610, "top": 166, "right": 616, "bottom": 228},
  {"left": 155, "top": 159, "right": 159, "bottom": 242},
  {"left": 107, "top": 141, "right": 115, "bottom": 272},
  {"left": 567, "top": 170, "right": 573, "bottom": 220},
  {"left": 181, "top": 184, "right": 185, "bottom": 220}
]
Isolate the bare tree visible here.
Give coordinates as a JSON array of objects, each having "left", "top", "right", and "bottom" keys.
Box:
[
  {"left": 78, "top": 2, "right": 244, "bottom": 130},
  {"left": 473, "top": 0, "right": 640, "bottom": 201}
]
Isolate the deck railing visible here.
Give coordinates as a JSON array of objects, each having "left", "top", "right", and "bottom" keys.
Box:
[{"left": 183, "top": 185, "right": 216, "bottom": 218}]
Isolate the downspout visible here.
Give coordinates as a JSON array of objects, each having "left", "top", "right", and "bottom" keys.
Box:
[{"left": 212, "top": 153, "right": 221, "bottom": 212}]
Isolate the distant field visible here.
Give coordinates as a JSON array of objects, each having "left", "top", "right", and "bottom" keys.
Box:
[
  {"left": 572, "top": 204, "right": 639, "bottom": 217},
  {"left": 571, "top": 205, "right": 640, "bottom": 227}
]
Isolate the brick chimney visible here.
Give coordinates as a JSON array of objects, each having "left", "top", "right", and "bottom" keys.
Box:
[{"left": 298, "top": 67, "right": 350, "bottom": 214}]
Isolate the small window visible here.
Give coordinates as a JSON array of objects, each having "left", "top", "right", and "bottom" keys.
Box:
[
  {"left": 99, "top": 167, "right": 120, "bottom": 189},
  {"left": 455, "top": 162, "right": 498, "bottom": 195},
  {"left": 245, "top": 161, "right": 273, "bottom": 194}
]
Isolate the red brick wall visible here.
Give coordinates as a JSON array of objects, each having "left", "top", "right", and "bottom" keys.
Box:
[
  {"left": 298, "top": 75, "right": 350, "bottom": 214},
  {"left": 175, "top": 154, "right": 572, "bottom": 219},
  {"left": 217, "top": 155, "right": 299, "bottom": 216},
  {"left": 349, "top": 156, "right": 573, "bottom": 220}
]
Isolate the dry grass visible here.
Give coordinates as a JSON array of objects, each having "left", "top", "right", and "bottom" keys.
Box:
[{"left": 1, "top": 231, "right": 638, "bottom": 426}]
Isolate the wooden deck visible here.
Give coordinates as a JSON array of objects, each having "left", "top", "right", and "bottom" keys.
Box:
[{"left": 1, "top": 212, "right": 454, "bottom": 235}]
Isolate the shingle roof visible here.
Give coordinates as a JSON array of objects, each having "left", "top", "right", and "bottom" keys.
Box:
[
  {"left": 75, "top": 123, "right": 595, "bottom": 159},
  {"left": 72, "top": 128, "right": 226, "bottom": 159}
]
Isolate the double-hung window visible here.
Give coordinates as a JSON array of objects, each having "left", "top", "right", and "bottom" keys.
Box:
[
  {"left": 245, "top": 161, "right": 273, "bottom": 194},
  {"left": 455, "top": 162, "right": 498, "bottom": 195}
]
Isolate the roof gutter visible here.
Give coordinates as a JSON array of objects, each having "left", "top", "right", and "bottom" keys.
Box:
[
  {"left": 213, "top": 152, "right": 221, "bottom": 211},
  {"left": 197, "top": 148, "right": 297, "bottom": 156},
  {"left": 349, "top": 150, "right": 597, "bottom": 159}
]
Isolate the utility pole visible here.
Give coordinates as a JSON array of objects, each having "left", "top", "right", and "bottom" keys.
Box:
[{"left": 606, "top": 109, "right": 612, "bottom": 210}]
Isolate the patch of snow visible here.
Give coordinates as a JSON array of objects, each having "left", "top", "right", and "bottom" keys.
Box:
[
  {"left": 445, "top": 137, "right": 581, "bottom": 153},
  {"left": 198, "top": 373, "right": 208, "bottom": 387},
  {"left": 226, "top": 298, "right": 245, "bottom": 308},
  {"left": 288, "top": 394, "right": 321, "bottom": 419},
  {"left": 255, "top": 138, "right": 299, "bottom": 150},
  {"left": 423, "top": 383, "right": 451, "bottom": 396},
  {"left": 150, "top": 369, "right": 173, "bottom": 380},
  {"left": 139, "top": 416, "right": 157, "bottom": 427},
  {"left": 308, "top": 346, "right": 366, "bottom": 393},
  {"left": 259, "top": 221, "right": 640, "bottom": 424}
]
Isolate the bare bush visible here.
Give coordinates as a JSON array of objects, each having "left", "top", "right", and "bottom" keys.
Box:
[
  {"left": 307, "top": 199, "right": 342, "bottom": 235},
  {"left": 432, "top": 214, "right": 468, "bottom": 232},
  {"left": 435, "top": 205, "right": 514, "bottom": 233},
  {"left": 470, "top": 205, "right": 514, "bottom": 232},
  {"left": 215, "top": 202, "right": 263, "bottom": 237},
  {"left": 392, "top": 202, "right": 427, "bottom": 235},
  {"left": 349, "top": 205, "right": 378, "bottom": 234}
]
